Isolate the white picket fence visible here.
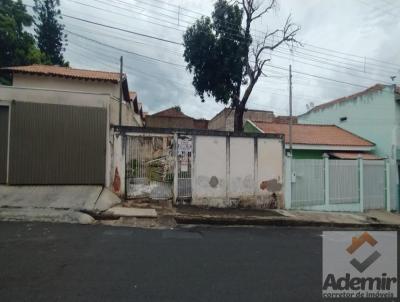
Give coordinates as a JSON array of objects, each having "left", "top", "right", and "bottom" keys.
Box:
[{"left": 285, "top": 156, "right": 390, "bottom": 212}]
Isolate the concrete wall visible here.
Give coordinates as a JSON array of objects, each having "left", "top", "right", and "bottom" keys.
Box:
[
  {"left": 299, "top": 86, "right": 399, "bottom": 209},
  {"left": 0, "top": 85, "right": 109, "bottom": 108},
  {"left": 9, "top": 75, "right": 142, "bottom": 127},
  {"left": 109, "top": 132, "right": 125, "bottom": 196},
  {"left": 13, "top": 74, "right": 120, "bottom": 98},
  {"left": 208, "top": 109, "right": 229, "bottom": 130},
  {"left": 109, "top": 97, "right": 142, "bottom": 126},
  {"left": 192, "top": 135, "right": 284, "bottom": 208}
]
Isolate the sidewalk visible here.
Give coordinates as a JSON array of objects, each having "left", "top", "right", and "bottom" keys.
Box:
[
  {"left": 173, "top": 206, "right": 400, "bottom": 228},
  {"left": 0, "top": 186, "right": 120, "bottom": 224}
]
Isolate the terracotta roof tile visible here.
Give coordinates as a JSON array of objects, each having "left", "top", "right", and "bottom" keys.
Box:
[
  {"left": 2, "top": 64, "right": 122, "bottom": 83},
  {"left": 329, "top": 152, "right": 383, "bottom": 160},
  {"left": 253, "top": 122, "right": 374, "bottom": 147}
]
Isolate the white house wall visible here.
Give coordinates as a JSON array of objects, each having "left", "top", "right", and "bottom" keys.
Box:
[
  {"left": 0, "top": 85, "right": 109, "bottom": 108},
  {"left": 192, "top": 135, "right": 227, "bottom": 206},
  {"left": 13, "top": 74, "right": 120, "bottom": 98},
  {"left": 257, "top": 139, "right": 284, "bottom": 208},
  {"left": 192, "top": 135, "right": 284, "bottom": 208},
  {"left": 229, "top": 137, "right": 254, "bottom": 197}
]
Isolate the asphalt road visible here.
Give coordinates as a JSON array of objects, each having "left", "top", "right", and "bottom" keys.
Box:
[{"left": 0, "top": 222, "right": 344, "bottom": 301}]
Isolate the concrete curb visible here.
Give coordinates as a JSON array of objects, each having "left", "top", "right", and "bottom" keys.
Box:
[
  {"left": 174, "top": 215, "right": 400, "bottom": 229},
  {"left": 0, "top": 208, "right": 95, "bottom": 225}
]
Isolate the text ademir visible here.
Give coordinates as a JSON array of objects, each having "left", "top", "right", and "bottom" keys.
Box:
[{"left": 323, "top": 273, "right": 397, "bottom": 291}]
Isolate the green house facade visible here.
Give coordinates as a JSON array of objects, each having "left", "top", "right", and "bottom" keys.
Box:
[{"left": 298, "top": 84, "right": 399, "bottom": 210}]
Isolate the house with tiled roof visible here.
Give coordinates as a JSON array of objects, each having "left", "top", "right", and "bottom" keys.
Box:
[
  {"left": 244, "top": 120, "right": 377, "bottom": 159},
  {"left": 146, "top": 106, "right": 208, "bottom": 129},
  {"left": 298, "top": 83, "right": 399, "bottom": 209},
  {"left": 0, "top": 64, "right": 144, "bottom": 193},
  {"left": 2, "top": 64, "right": 144, "bottom": 125}
]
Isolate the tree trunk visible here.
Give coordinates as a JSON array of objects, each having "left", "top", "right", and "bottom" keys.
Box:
[{"left": 233, "top": 105, "right": 245, "bottom": 132}]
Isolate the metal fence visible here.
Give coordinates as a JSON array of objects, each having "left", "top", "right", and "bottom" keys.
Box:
[
  {"left": 289, "top": 157, "right": 388, "bottom": 212},
  {"left": 126, "top": 135, "right": 174, "bottom": 199},
  {"left": 364, "top": 160, "right": 385, "bottom": 210},
  {"left": 176, "top": 135, "right": 192, "bottom": 201},
  {"left": 291, "top": 159, "right": 325, "bottom": 207},
  {"left": 329, "top": 160, "right": 359, "bottom": 204}
]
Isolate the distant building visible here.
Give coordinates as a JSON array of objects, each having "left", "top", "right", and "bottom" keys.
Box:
[
  {"left": 146, "top": 106, "right": 208, "bottom": 129},
  {"left": 208, "top": 108, "right": 296, "bottom": 131}
]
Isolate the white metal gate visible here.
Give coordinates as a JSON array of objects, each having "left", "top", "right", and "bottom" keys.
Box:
[
  {"left": 126, "top": 135, "right": 174, "bottom": 199},
  {"left": 329, "top": 160, "right": 359, "bottom": 204},
  {"left": 291, "top": 159, "right": 325, "bottom": 207},
  {"left": 290, "top": 158, "right": 387, "bottom": 211},
  {"left": 364, "top": 160, "right": 385, "bottom": 210},
  {"left": 176, "top": 135, "right": 192, "bottom": 201}
]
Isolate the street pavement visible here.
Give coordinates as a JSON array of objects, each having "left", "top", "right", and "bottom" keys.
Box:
[{"left": 0, "top": 222, "right": 365, "bottom": 301}]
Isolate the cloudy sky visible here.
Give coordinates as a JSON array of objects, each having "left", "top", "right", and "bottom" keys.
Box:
[{"left": 23, "top": 0, "right": 400, "bottom": 119}]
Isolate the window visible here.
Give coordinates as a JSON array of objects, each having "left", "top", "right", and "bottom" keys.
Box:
[{"left": 340, "top": 117, "right": 347, "bottom": 122}]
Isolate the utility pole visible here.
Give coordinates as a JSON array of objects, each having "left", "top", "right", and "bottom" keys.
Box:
[
  {"left": 289, "top": 64, "right": 293, "bottom": 155},
  {"left": 119, "top": 56, "right": 123, "bottom": 127}
]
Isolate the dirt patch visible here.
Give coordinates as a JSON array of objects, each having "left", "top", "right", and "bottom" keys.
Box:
[{"left": 176, "top": 205, "right": 284, "bottom": 218}]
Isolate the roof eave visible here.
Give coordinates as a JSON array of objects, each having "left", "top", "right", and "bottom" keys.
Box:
[{"left": 285, "top": 144, "right": 374, "bottom": 151}]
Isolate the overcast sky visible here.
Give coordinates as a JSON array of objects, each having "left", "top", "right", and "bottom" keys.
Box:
[{"left": 23, "top": 0, "right": 400, "bottom": 119}]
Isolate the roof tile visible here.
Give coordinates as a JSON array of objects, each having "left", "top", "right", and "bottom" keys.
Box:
[
  {"left": 253, "top": 122, "right": 374, "bottom": 147},
  {"left": 2, "top": 64, "right": 122, "bottom": 83}
]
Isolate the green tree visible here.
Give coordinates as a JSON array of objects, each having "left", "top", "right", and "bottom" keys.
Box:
[
  {"left": 33, "top": 0, "right": 68, "bottom": 66},
  {"left": 183, "top": 0, "right": 300, "bottom": 131},
  {"left": 0, "top": 0, "right": 43, "bottom": 84}
]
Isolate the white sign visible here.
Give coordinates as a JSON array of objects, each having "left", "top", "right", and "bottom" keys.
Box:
[{"left": 178, "top": 137, "right": 192, "bottom": 155}]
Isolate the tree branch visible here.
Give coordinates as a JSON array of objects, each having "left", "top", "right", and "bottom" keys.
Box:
[
  {"left": 251, "top": 0, "right": 276, "bottom": 21},
  {"left": 255, "top": 15, "right": 300, "bottom": 64}
]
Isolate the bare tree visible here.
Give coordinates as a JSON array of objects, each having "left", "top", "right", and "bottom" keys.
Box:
[
  {"left": 184, "top": 0, "right": 300, "bottom": 131},
  {"left": 235, "top": 0, "right": 300, "bottom": 131}
]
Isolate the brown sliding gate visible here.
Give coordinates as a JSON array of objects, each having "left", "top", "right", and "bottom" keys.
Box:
[
  {"left": 0, "top": 106, "right": 9, "bottom": 184},
  {"left": 8, "top": 102, "right": 107, "bottom": 185}
]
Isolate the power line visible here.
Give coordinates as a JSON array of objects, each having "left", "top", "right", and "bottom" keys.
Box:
[
  {"left": 67, "top": 27, "right": 375, "bottom": 89},
  {"left": 67, "top": 30, "right": 186, "bottom": 67},
  {"left": 64, "top": 0, "right": 400, "bottom": 75},
  {"left": 127, "top": 0, "right": 400, "bottom": 68},
  {"left": 66, "top": 0, "right": 186, "bottom": 32},
  {"left": 27, "top": 3, "right": 393, "bottom": 91},
  {"left": 63, "top": 14, "right": 182, "bottom": 45},
  {"left": 25, "top": 3, "right": 182, "bottom": 45},
  {"left": 266, "top": 65, "right": 369, "bottom": 88},
  {"left": 62, "top": 15, "right": 394, "bottom": 86}
]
